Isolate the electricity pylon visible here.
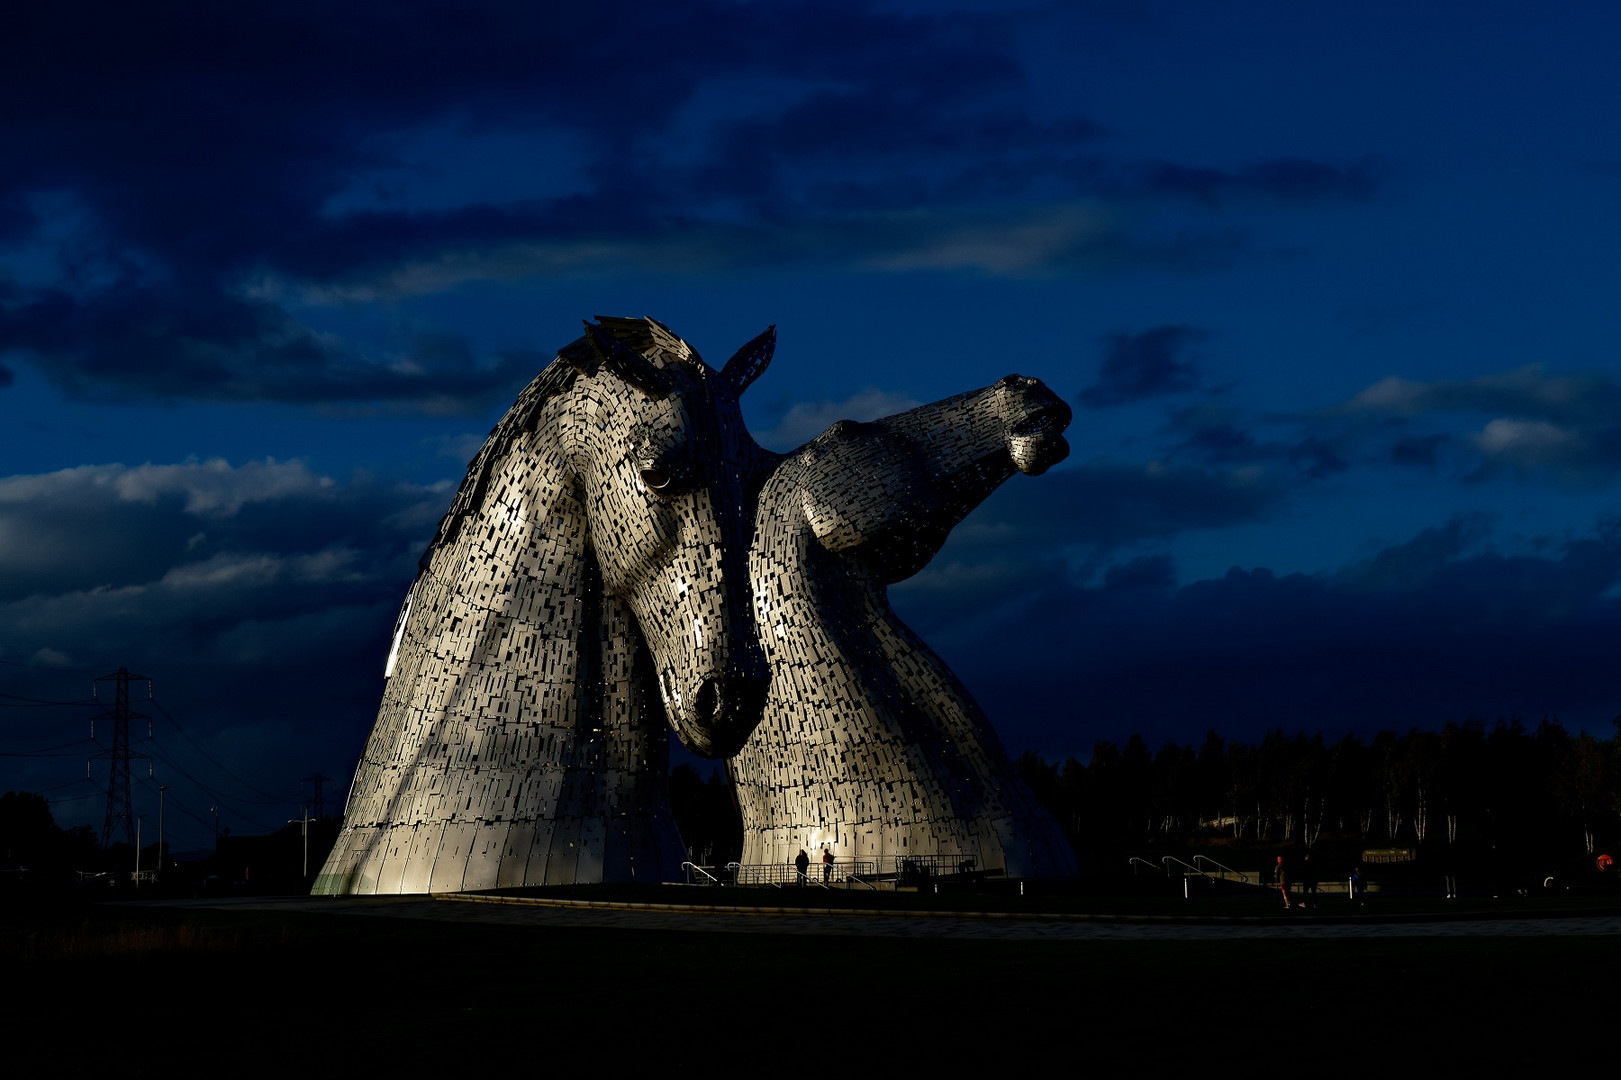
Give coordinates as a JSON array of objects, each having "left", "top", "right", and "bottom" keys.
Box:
[{"left": 92, "top": 668, "right": 150, "bottom": 850}]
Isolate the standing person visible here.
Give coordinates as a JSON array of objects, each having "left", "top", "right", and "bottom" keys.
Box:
[
  {"left": 821, "top": 844, "right": 834, "bottom": 884},
  {"left": 1275, "top": 854, "right": 1291, "bottom": 910},
  {"left": 795, "top": 847, "right": 810, "bottom": 886}
]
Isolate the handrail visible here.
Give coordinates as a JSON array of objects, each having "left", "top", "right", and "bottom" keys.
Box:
[
  {"left": 1192, "top": 855, "right": 1251, "bottom": 884},
  {"left": 681, "top": 861, "right": 721, "bottom": 886},
  {"left": 1127, "top": 856, "right": 1165, "bottom": 876},
  {"left": 727, "top": 854, "right": 968, "bottom": 888},
  {"left": 1162, "top": 855, "right": 1206, "bottom": 879}
]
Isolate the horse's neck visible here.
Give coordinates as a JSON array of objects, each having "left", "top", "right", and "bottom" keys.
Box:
[
  {"left": 743, "top": 449, "right": 1019, "bottom": 857},
  {"left": 753, "top": 451, "right": 945, "bottom": 699},
  {"left": 351, "top": 390, "right": 655, "bottom": 819}
]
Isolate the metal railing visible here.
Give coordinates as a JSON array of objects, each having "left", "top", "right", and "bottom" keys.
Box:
[
  {"left": 1192, "top": 855, "right": 1252, "bottom": 884},
  {"left": 728, "top": 854, "right": 977, "bottom": 888},
  {"left": 732, "top": 863, "right": 826, "bottom": 888},
  {"left": 1128, "top": 856, "right": 1165, "bottom": 876},
  {"left": 681, "top": 861, "right": 723, "bottom": 886},
  {"left": 1162, "top": 855, "right": 1204, "bottom": 878},
  {"left": 893, "top": 854, "right": 978, "bottom": 882}
]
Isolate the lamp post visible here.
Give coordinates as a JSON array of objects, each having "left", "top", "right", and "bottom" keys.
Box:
[
  {"left": 288, "top": 805, "right": 310, "bottom": 880},
  {"left": 157, "top": 785, "right": 167, "bottom": 881}
]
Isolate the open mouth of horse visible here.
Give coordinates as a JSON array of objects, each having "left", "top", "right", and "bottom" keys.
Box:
[
  {"left": 1007, "top": 402, "right": 1073, "bottom": 476},
  {"left": 1009, "top": 402, "right": 1073, "bottom": 440}
]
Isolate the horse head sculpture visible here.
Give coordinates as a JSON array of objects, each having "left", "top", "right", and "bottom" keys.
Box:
[
  {"left": 734, "top": 374, "right": 1079, "bottom": 878},
  {"left": 317, "top": 317, "right": 775, "bottom": 894},
  {"left": 559, "top": 319, "right": 773, "bottom": 755}
]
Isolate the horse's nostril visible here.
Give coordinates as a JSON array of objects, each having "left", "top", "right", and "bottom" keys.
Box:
[{"left": 695, "top": 677, "right": 722, "bottom": 722}]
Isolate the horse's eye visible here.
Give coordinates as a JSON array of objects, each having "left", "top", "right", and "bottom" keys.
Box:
[{"left": 640, "top": 466, "right": 672, "bottom": 492}]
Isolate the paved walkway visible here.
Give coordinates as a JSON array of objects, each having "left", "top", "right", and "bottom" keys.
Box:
[{"left": 146, "top": 893, "right": 1621, "bottom": 940}]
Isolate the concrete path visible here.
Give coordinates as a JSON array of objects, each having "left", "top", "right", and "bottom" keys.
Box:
[{"left": 144, "top": 893, "right": 1621, "bottom": 940}]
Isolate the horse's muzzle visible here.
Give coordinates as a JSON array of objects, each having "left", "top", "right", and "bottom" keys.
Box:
[{"left": 680, "top": 672, "right": 771, "bottom": 758}]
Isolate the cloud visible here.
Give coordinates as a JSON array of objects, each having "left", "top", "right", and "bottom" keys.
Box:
[
  {"left": 0, "top": 458, "right": 435, "bottom": 602},
  {"left": 268, "top": 202, "right": 1242, "bottom": 301},
  {"left": 0, "top": 456, "right": 444, "bottom": 833},
  {"left": 894, "top": 458, "right": 1289, "bottom": 627},
  {"left": 1390, "top": 433, "right": 1446, "bottom": 468},
  {"left": 1131, "top": 156, "right": 1385, "bottom": 208},
  {"left": 1079, "top": 324, "right": 1207, "bottom": 407},
  {"left": 1157, "top": 402, "right": 1350, "bottom": 482},
  {"left": 0, "top": 282, "right": 546, "bottom": 411},
  {"left": 754, "top": 387, "right": 924, "bottom": 451},
  {"left": 962, "top": 460, "right": 1285, "bottom": 552},
  {"left": 1341, "top": 366, "right": 1621, "bottom": 486},
  {"left": 1345, "top": 365, "right": 1621, "bottom": 425},
  {"left": 0, "top": 1, "right": 1368, "bottom": 407},
  {"left": 1334, "top": 514, "right": 1493, "bottom": 592},
  {"left": 918, "top": 516, "right": 1621, "bottom": 757}
]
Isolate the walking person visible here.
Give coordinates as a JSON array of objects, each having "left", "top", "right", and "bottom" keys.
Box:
[
  {"left": 821, "top": 844, "right": 834, "bottom": 884},
  {"left": 795, "top": 847, "right": 810, "bottom": 886}
]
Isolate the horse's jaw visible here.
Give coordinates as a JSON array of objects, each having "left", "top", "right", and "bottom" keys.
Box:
[
  {"left": 664, "top": 668, "right": 771, "bottom": 758},
  {"left": 998, "top": 375, "right": 1073, "bottom": 476}
]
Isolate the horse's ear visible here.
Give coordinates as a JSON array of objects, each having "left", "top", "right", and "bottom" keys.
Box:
[
  {"left": 720, "top": 325, "right": 775, "bottom": 396},
  {"left": 582, "top": 321, "right": 673, "bottom": 399}
]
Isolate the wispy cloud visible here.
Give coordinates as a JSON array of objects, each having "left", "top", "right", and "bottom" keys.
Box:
[
  {"left": 755, "top": 387, "right": 924, "bottom": 451},
  {"left": 1340, "top": 365, "right": 1621, "bottom": 486}
]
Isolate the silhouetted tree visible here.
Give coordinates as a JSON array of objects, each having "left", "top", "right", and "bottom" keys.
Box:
[{"left": 669, "top": 765, "right": 742, "bottom": 866}]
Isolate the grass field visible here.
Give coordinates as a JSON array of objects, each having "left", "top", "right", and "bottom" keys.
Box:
[{"left": 4, "top": 895, "right": 1615, "bottom": 1075}]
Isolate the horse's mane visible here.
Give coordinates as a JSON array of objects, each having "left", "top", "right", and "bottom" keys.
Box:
[{"left": 421, "top": 317, "right": 700, "bottom": 571}]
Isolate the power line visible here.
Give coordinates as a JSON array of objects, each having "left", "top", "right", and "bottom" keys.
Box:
[
  {"left": 132, "top": 778, "right": 214, "bottom": 851},
  {"left": 137, "top": 742, "right": 284, "bottom": 833},
  {"left": 148, "top": 697, "right": 291, "bottom": 804},
  {"left": 48, "top": 789, "right": 107, "bottom": 805}
]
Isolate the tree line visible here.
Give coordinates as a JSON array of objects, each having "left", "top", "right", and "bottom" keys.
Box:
[{"left": 1016, "top": 717, "right": 1620, "bottom": 864}]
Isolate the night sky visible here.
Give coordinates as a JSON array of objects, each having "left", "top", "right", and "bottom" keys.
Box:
[{"left": 5, "top": 1, "right": 1621, "bottom": 847}]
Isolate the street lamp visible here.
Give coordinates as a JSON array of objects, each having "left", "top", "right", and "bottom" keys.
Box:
[
  {"left": 157, "top": 785, "right": 167, "bottom": 881},
  {"left": 288, "top": 805, "right": 311, "bottom": 880}
]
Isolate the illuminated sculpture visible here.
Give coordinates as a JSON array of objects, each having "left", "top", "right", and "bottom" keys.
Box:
[
  {"left": 315, "top": 317, "right": 773, "bottom": 894},
  {"left": 730, "top": 377, "right": 1079, "bottom": 877},
  {"left": 315, "top": 316, "right": 1076, "bottom": 895}
]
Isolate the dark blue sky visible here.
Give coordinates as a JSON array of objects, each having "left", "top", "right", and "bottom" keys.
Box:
[{"left": 5, "top": 1, "right": 1621, "bottom": 845}]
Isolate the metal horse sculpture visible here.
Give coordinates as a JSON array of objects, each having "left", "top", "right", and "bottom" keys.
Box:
[
  {"left": 315, "top": 317, "right": 775, "bottom": 895},
  {"left": 731, "top": 376, "right": 1080, "bottom": 877}
]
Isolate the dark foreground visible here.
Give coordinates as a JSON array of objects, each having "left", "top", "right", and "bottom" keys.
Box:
[{"left": 5, "top": 892, "right": 1616, "bottom": 1075}]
